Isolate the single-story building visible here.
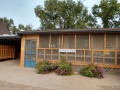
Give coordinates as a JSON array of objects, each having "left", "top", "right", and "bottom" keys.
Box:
[{"left": 18, "top": 28, "right": 120, "bottom": 69}]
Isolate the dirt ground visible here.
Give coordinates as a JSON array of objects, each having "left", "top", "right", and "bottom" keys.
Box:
[
  {"left": 0, "top": 60, "right": 120, "bottom": 90},
  {"left": 0, "top": 81, "right": 52, "bottom": 90}
]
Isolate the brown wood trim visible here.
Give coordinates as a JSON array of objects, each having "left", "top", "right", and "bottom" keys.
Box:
[
  {"left": 89, "top": 33, "right": 90, "bottom": 49},
  {"left": 75, "top": 33, "right": 76, "bottom": 49},
  {"left": 104, "top": 33, "right": 106, "bottom": 50}
]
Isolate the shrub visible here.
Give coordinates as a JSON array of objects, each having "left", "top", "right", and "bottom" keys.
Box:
[
  {"left": 55, "top": 59, "right": 73, "bottom": 75},
  {"left": 79, "top": 63, "right": 104, "bottom": 79},
  {"left": 36, "top": 61, "right": 58, "bottom": 74}
]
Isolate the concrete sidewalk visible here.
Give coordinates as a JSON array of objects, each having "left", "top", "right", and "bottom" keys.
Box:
[{"left": 0, "top": 60, "right": 120, "bottom": 90}]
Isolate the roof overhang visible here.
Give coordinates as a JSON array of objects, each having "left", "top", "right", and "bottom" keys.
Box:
[
  {"left": 0, "top": 35, "right": 21, "bottom": 40},
  {"left": 17, "top": 28, "right": 120, "bottom": 35}
]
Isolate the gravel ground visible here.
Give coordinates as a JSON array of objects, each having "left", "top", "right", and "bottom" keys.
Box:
[{"left": 0, "top": 60, "right": 120, "bottom": 90}]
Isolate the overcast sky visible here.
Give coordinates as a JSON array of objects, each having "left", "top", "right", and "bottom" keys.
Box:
[{"left": 0, "top": 0, "right": 119, "bottom": 29}]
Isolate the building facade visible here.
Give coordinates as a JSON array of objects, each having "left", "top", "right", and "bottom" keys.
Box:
[{"left": 18, "top": 29, "right": 120, "bottom": 69}]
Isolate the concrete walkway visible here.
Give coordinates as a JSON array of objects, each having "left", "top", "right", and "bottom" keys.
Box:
[{"left": 0, "top": 60, "right": 120, "bottom": 90}]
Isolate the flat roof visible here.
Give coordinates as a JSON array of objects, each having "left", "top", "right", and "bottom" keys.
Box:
[
  {"left": 0, "top": 35, "right": 21, "bottom": 40},
  {"left": 18, "top": 28, "right": 120, "bottom": 35}
]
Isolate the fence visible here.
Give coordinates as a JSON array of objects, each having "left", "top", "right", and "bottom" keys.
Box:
[{"left": 0, "top": 45, "right": 15, "bottom": 60}]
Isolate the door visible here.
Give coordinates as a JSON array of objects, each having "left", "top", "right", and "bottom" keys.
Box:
[{"left": 25, "top": 40, "right": 36, "bottom": 68}]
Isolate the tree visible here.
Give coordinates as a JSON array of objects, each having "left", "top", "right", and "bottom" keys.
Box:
[
  {"left": 92, "top": 0, "right": 120, "bottom": 28},
  {"left": 11, "top": 26, "right": 19, "bottom": 34},
  {"left": 0, "top": 17, "right": 14, "bottom": 29},
  {"left": 34, "top": 0, "right": 98, "bottom": 30},
  {"left": 18, "top": 24, "right": 32, "bottom": 31}
]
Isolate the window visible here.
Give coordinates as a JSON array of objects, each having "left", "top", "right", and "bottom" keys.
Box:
[
  {"left": 76, "top": 34, "right": 89, "bottom": 49},
  {"left": 63, "top": 35, "right": 74, "bottom": 49},
  {"left": 40, "top": 35, "right": 49, "bottom": 48},
  {"left": 106, "top": 34, "right": 116, "bottom": 50},
  {"left": 51, "top": 35, "right": 59, "bottom": 48},
  {"left": 91, "top": 34, "right": 104, "bottom": 50}
]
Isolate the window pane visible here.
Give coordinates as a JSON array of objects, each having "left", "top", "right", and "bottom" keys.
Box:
[
  {"left": 25, "top": 47, "right": 30, "bottom": 54},
  {"left": 31, "top": 47, "right": 36, "bottom": 53},
  {"left": 76, "top": 50, "right": 84, "bottom": 62},
  {"left": 38, "top": 49, "right": 44, "bottom": 60},
  {"left": 91, "top": 34, "right": 104, "bottom": 50},
  {"left": 106, "top": 34, "right": 116, "bottom": 50},
  {"left": 63, "top": 35, "right": 74, "bottom": 49},
  {"left": 45, "top": 49, "right": 51, "bottom": 60},
  {"left": 94, "top": 51, "right": 103, "bottom": 64},
  {"left": 68, "top": 52, "right": 75, "bottom": 62},
  {"left": 51, "top": 35, "right": 59, "bottom": 48},
  {"left": 76, "top": 34, "right": 89, "bottom": 49},
  {"left": 85, "top": 51, "right": 92, "bottom": 62},
  {"left": 31, "top": 54, "right": 36, "bottom": 61},
  {"left": 31, "top": 40, "right": 36, "bottom": 47},
  {"left": 25, "top": 54, "right": 31, "bottom": 60},
  {"left": 26, "top": 40, "right": 30, "bottom": 46},
  {"left": 40, "top": 35, "right": 49, "bottom": 48},
  {"left": 105, "top": 51, "right": 115, "bottom": 65},
  {"left": 60, "top": 52, "right": 66, "bottom": 60},
  {"left": 52, "top": 49, "right": 59, "bottom": 60}
]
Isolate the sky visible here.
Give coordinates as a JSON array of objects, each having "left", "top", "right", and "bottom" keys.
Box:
[{"left": 0, "top": 0, "right": 119, "bottom": 29}]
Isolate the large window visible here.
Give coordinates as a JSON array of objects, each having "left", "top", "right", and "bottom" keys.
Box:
[
  {"left": 40, "top": 35, "right": 49, "bottom": 48},
  {"left": 76, "top": 34, "right": 89, "bottom": 49},
  {"left": 63, "top": 35, "right": 74, "bottom": 49},
  {"left": 91, "top": 34, "right": 104, "bottom": 50},
  {"left": 106, "top": 34, "right": 116, "bottom": 50},
  {"left": 51, "top": 35, "right": 59, "bottom": 48}
]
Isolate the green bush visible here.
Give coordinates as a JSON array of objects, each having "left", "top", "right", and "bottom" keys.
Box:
[
  {"left": 80, "top": 63, "right": 104, "bottom": 79},
  {"left": 55, "top": 59, "right": 73, "bottom": 75},
  {"left": 36, "top": 61, "right": 58, "bottom": 74}
]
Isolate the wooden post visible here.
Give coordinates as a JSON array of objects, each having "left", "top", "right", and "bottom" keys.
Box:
[
  {"left": 103, "top": 33, "right": 106, "bottom": 65},
  {"left": 84, "top": 50, "right": 85, "bottom": 63},
  {"left": 62, "top": 34, "right": 64, "bottom": 48},
  {"left": 116, "top": 34, "right": 118, "bottom": 50},
  {"left": 115, "top": 50, "right": 117, "bottom": 65},
  {"left": 104, "top": 33, "right": 106, "bottom": 50},
  {"left": 75, "top": 33, "right": 76, "bottom": 63},
  {"left": 44, "top": 49, "right": 46, "bottom": 60},
  {"left": 51, "top": 49, "right": 52, "bottom": 60},
  {"left": 49, "top": 34, "right": 51, "bottom": 48},
  {"left": 20, "top": 36, "right": 25, "bottom": 67},
  {"left": 89, "top": 33, "right": 90, "bottom": 49},
  {"left": 92, "top": 50, "right": 94, "bottom": 63},
  {"left": 36, "top": 35, "right": 39, "bottom": 63}
]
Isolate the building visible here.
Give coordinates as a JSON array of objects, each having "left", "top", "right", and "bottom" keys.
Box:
[
  {"left": 18, "top": 28, "right": 120, "bottom": 69},
  {"left": 0, "top": 22, "right": 21, "bottom": 60}
]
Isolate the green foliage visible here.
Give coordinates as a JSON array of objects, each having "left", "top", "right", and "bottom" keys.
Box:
[
  {"left": 34, "top": 0, "right": 98, "bottom": 29},
  {"left": 55, "top": 58, "right": 73, "bottom": 75},
  {"left": 0, "top": 17, "right": 14, "bottom": 29},
  {"left": 80, "top": 63, "right": 104, "bottom": 79},
  {"left": 18, "top": 24, "right": 32, "bottom": 31},
  {"left": 92, "top": 0, "right": 120, "bottom": 28},
  {"left": 36, "top": 61, "right": 58, "bottom": 74}
]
